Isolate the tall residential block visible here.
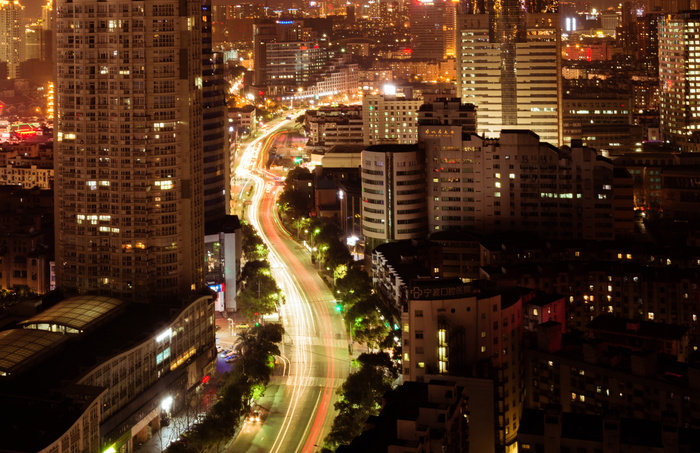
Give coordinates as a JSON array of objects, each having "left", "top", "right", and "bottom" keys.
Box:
[
  {"left": 0, "top": 0, "right": 24, "bottom": 78},
  {"left": 659, "top": 11, "right": 700, "bottom": 149},
  {"left": 456, "top": 9, "right": 562, "bottom": 145},
  {"left": 362, "top": 94, "right": 424, "bottom": 145},
  {"left": 54, "top": 0, "right": 206, "bottom": 302}
]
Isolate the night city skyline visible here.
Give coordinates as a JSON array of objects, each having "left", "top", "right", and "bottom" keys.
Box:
[{"left": 2, "top": 0, "right": 700, "bottom": 452}]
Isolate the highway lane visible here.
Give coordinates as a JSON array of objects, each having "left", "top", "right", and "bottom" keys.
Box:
[{"left": 229, "top": 118, "right": 351, "bottom": 453}]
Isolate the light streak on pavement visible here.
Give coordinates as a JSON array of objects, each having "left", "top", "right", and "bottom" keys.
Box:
[{"left": 229, "top": 118, "right": 351, "bottom": 453}]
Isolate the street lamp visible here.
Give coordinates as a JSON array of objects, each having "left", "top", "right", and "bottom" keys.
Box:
[{"left": 227, "top": 318, "right": 234, "bottom": 336}]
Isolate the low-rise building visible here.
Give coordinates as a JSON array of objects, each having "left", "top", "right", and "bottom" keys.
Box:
[{"left": 0, "top": 293, "right": 216, "bottom": 453}]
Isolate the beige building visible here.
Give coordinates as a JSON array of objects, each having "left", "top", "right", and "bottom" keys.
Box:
[
  {"left": 456, "top": 12, "right": 562, "bottom": 146},
  {"left": 401, "top": 279, "right": 526, "bottom": 451}
]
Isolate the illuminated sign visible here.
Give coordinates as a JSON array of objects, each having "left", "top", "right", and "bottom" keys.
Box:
[
  {"left": 409, "top": 282, "right": 472, "bottom": 300},
  {"left": 277, "top": 20, "right": 293, "bottom": 24},
  {"left": 423, "top": 128, "right": 456, "bottom": 136},
  {"left": 209, "top": 283, "right": 225, "bottom": 292}
]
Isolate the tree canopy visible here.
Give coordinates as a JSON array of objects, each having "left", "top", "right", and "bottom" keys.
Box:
[{"left": 323, "top": 352, "right": 398, "bottom": 450}]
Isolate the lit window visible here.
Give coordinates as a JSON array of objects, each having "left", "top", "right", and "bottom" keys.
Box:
[
  {"left": 155, "top": 180, "right": 173, "bottom": 190},
  {"left": 648, "top": 312, "right": 655, "bottom": 320}
]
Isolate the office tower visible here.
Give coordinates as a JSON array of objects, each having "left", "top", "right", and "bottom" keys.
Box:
[
  {"left": 362, "top": 93, "right": 423, "bottom": 145},
  {"left": 456, "top": 7, "right": 562, "bottom": 146},
  {"left": 360, "top": 144, "right": 427, "bottom": 250},
  {"left": 0, "top": 0, "right": 24, "bottom": 78},
  {"left": 659, "top": 11, "right": 700, "bottom": 149},
  {"left": 54, "top": 0, "right": 205, "bottom": 302},
  {"left": 201, "top": 0, "right": 229, "bottom": 224},
  {"left": 408, "top": 0, "right": 457, "bottom": 60},
  {"left": 253, "top": 20, "right": 321, "bottom": 91},
  {"left": 600, "top": 10, "right": 620, "bottom": 36},
  {"left": 418, "top": 98, "right": 478, "bottom": 232}
]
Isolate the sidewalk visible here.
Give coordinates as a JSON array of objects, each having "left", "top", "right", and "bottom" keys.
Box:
[{"left": 215, "top": 310, "right": 247, "bottom": 350}]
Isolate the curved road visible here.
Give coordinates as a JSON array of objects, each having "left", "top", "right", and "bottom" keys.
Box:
[{"left": 229, "top": 120, "right": 351, "bottom": 453}]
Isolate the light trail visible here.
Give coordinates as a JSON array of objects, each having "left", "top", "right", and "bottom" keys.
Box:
[{"left": 231, "top": 117, "right": 345, "bottom": 453}]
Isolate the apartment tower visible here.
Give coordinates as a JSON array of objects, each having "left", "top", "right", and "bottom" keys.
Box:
[
  {"left": 659, "top": 11, "right": 700, "bottom": 149},
  {"left": 54, "top": 0, "right": 205, "bottom": 302},
  {"left": 0, "top": 0, "right": 24, "bottom": 79},
  {"left": 456, "top": 3, "right": 562, "bottom": 145}
]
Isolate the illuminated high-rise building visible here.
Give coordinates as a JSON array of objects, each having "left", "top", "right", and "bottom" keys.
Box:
[
  {"left": 659, "top": 11, "right": 700, "bottom": 149},
  {"left": 54, "top": 0, "right": 206, "bottom": 302},
  {"left": 0, "top": 0, "right": 24, "bottom": 78},
  {"left": 456, "top": 3, "right": 562, "bottom": 145}
]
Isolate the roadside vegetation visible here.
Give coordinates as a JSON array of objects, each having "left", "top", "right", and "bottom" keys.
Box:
[
  {"left": 237, "top": 221, "right": 285, "bottom": 322},
  {"left": 165, "top": 322, "right": 285, "bottom": 453},
  {"left": 165, "top": 222, "right": 285, "bottom": 452}
]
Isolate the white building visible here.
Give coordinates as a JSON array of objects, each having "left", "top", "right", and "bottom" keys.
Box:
[
  {"left": 361, "top": 144, "right": 427, "bottom": 248},
  {"left": 456, "top": 12, "right": 562, "bottom": 146},
  {"left": 362, "top": 94, "right": 423, "bottom": 145}
]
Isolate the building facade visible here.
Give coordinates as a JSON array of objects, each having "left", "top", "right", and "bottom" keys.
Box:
[
  {"left": 362, "top": 94, "right": 423, "bottom": 145},
  {"left": 401, "top": 279, "right": 526, "bottom": 451},
  {"left": 201, "top": 0, "right": 229, "bottom": 226},
  {"left": 422, "top": 130, "right": 632, "bottom": 240},
  {"left": 361, "top": 144, "right": 427, "bottom": 248},
  {"left": 54, "top": 0, "right": 206, "bottom": 302},
  {"left": 305, "top": 104, "right": 364, "bottom": 151},
  {"left": 456, "top": 11, "right": 562, "bottom": 146},
  {"left": 0, "top": 0, "right": 24, "bottom": 78},
  {"left": 659, "top": 11, "right": 700, "bottom": 149},
  {"left": 408, "top": 0, "right": 457, "bottom": 60}
]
